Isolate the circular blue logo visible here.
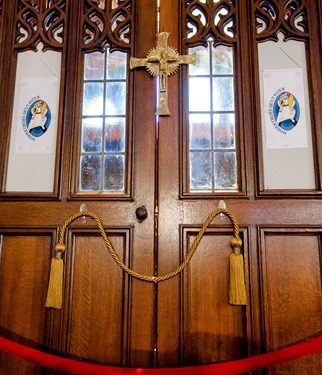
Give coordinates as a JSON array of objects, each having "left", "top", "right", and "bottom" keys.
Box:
[
  {"left": 272, "top": 91, "right": 300, "bottom": 132},
  {"left": 25, "top": 99, "right": 51, "bottom": 138}
]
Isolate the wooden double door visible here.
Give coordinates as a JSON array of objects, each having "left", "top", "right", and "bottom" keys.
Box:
[{"left": 0, "top": 1, "right": 321, "bottom": 374}]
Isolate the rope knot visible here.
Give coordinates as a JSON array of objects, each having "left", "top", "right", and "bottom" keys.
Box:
[
  {"left": 230, "top": 237, "right": 242, "bottom": 250},
  {"left": 55, "top": 243, "right": 65, "bottom": 259}
]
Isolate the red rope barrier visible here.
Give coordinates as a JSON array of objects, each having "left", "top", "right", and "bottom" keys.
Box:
[{"left": 0, "top": 335, "right": 321, "bottom": 375}]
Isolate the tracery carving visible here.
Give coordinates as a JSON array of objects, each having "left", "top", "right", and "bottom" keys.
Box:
[
  {"left": 82, "top": 0, "right": 132, "bottom": 52},
  {"left": 254, "top": 0, "right": 309, "bottom": 41},
  {"left": 15, "top": 0, "right": 66, "bottom": 51},
  {"left": 184, "top": 0, "right": 236, "bottom": 47}
]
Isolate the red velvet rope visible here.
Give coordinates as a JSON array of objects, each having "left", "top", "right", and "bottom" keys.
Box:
[{"left": 0, "top": 335, "right": 321, "bottom": 375}]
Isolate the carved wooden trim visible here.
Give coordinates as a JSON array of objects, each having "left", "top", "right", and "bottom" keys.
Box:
[
  {"left": 0, "top": 0, "right": 3, "bottom": 24},
  {"left": 14, "top": 0, "right": 66, "bottom": 51},
  {"left": 183, "top": 0, "right": 237, "bottom": 47},
  {"left": 0, "top": 0, "right": 3, "bottom": 36},
  {"left": 254, "top": 0, "right": 309, "bottom": 41},
  {"left": 82, "top": 0, "right": 132, "bottom": 52}
]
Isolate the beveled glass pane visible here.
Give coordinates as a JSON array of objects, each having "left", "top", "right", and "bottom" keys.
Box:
[
  {"left": 82, "top": 118, "right": 103, "bottom": 152},
  {"left": 189, "top": 78, "right": 211, "bottom": 111},
  {"left": 189, "top": 114, "right": 211, "bottom": 149},
  {"left": 106, "top": 50, "right": 127, "bottom": 79},
  {"left": 83, "top": 83, "right": 104, "bottom": 115},
  {"left": 80, "top": 155, "right": 102, "bottom": 191},
  {"left": 105, "top": 118, "right": 125, "bottom": 152},
  {"left": 214, "top": 152, "right": 237, "bottom": 189},
  {"left": 213, "top": 114, "right": 235, "bottom": 148},
  {"left": 213, "top": 77, "right": 234, "bottom": 111},
  {"left": 84, "top": 52, "right": 104, "bottom": 80},
  {"left": 212, "top": 45, "right": 233, "bottom": 74},
  {"left": 104, "top": 155, "right": 125, "bottom": 191},
  {"left": 189, "top": 45, "right": 210, "bottom": 76},
  {"left": 190, "top": 152, "right": 212, "bottom": 190},
  {"left": 106, "top": 82, "right": 126, "bottom": 115}
]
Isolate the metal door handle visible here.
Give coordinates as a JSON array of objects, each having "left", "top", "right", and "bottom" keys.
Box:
[{"left": 135, "top": 206, "right": 148, "bottom": 221}]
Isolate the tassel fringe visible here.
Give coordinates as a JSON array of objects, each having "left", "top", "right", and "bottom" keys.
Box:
[
  {"left": 45, "top": 244, "right": 65, "bottom": 309},
  {"left": 229, "top": 249, "right": 247, "bottom": 305}
]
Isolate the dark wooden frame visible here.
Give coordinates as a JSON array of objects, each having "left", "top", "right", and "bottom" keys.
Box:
[{"left": 252, "top": 0, "right": 322, "bottom": 198}]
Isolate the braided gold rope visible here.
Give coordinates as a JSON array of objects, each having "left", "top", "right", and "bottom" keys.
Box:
[{"left": 57, "top": 208, "right": 241, "bottom": 283}]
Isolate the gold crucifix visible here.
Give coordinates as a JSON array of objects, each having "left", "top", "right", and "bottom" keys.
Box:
[{"left": 130, "top": 32, "right": 197, "bottom": 115}]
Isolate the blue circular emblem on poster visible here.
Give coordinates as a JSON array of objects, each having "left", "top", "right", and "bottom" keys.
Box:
[
  {"left": 272, "top": 91, "right": 300, "bottom": 132},
  {"left": 25, "top": 99, "right": 51, "bottom": 138}
]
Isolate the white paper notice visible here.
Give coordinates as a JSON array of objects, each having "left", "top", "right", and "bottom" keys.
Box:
[
  {"left": 262, "top": 69, "right": 308, "bottom": 149},
  {"left": 15, "top": 77, "right": 58, "bottom": 153}
]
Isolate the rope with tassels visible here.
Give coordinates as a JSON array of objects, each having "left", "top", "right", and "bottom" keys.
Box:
[{"left": 45, "top": 208, "right": 247, "bottom": 309}]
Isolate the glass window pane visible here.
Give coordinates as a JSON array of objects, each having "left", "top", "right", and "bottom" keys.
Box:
[
  {"left": 190, "top": 151, "right": 212, "bottom": 190},
  {"left": 84, "top": 52, "right": 104, "bottom": 80},
  {"left": 105, "top": 118, "right": 125, "bottom": 152},
  {"left": 104, "top": 155, "right": 125, "bottom": 191},
  {"left": 189, "top": 114, "right": 211, "bottom": 149},
  {"left": 189, "top": 78, "right": 211, "bottom": 111},
  {"left": 82, "top": 118, "right": 103, "bottom": 152},
  {"left": 213, "top": 77, "right": 234, "bottom": 111},
  {"left": 106, "top": 50, "right": 127, "bottom": 79},
  {"left": 189, "top": 46, "right": 210, "bottom": 75},
  {"left": 80, "top": 48, "right": 128, "bottom": 194},
  {"left": 80, "top": 155, "right": 102, "bottom": 191},
  {"left": 213, "top": 114, "right": 235, "bottom": 148},
  {"left": 187, "top": 40, "right": 237, "bottom": 193},
  {"left": 212, "top": 45, "right": 233, "bottom": 74},
  {"left": 214, "top": 152, "right": 237, "bottom": 190},
  {"left": 83, "top": 83, "right": 104, "bottom": 115},
  {"left": 106, "top": 82, "right": 126, "bottom": 115}
]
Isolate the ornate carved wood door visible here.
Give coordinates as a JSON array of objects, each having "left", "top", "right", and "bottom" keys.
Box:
[{"left": 0, "top": 1, "right": 321, "bottom": 374}]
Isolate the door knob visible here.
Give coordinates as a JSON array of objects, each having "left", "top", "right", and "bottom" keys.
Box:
[{"left": 135, "top": 206, "right": 148, "bottom": 221}]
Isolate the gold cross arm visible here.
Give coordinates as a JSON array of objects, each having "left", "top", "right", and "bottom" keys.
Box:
[{"left": 130, "top": 32, "right": 196, "bottom": 115}]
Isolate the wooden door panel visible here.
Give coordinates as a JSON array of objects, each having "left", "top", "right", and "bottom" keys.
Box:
[
  {"left": 127, "top": 280, "right": 155, "bottom": 367},
  {"left": 0, "top": 231, "right": 53, "bottom": 374},
  {"left": 261, "top": 228, "right": 322, "bottom": 374},
  {"left": 62, "top": 230, "right": 130, "bottom": 364},
  {"left": 182, "top": 228, "right": 248, "bottom": 364},
  {"left": 0, "top": 353, "right": 41, "bottom": 375},
  {"left": 54, "top": 223, "right": 156, "bottom": 368}
]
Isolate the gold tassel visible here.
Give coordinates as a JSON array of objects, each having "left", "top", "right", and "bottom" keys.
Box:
[
  {"left": 45, "top": 244, "right": 65, "bottom": 309},
  {"left": 229, "top": 238, "right": 247, "bottom": 305}
]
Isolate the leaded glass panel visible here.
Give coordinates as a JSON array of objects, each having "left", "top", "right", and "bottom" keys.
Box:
[
  {"left": 188, "top": 41, "right": 237, "bottom": 192},
  {"left": 80, "top": 48, "right": 128, "bottom": 193}
]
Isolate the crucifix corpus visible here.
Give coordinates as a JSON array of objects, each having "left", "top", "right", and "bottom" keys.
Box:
[{"left": 130, "top": 32, "right": 197, "bottom": 115}]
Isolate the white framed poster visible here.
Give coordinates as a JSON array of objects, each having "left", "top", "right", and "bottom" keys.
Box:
[
  {"left": 262, "top": 68, "right": 308, "bottom": 149},
  {"left": 6, "top": 48, "right": 61, "bottom": 192},
  {"left": 15, "top": 77, "right": 58, "bottom": 154}
]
